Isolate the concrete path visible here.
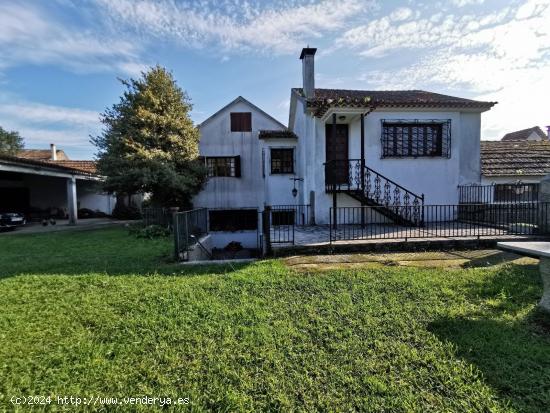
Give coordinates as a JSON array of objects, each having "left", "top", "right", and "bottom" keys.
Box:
[{"left": 0, "top": 218, "right": 134, "bottom": 235}]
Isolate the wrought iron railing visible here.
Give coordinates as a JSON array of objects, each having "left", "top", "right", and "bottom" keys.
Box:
[
  {"left": 173, "top": 208, "right": 208, "bottom": 260},
  {"left": 324, "top": 159, "right": 424, "bottom": 225},
  {"left": 329, "top": 203, "right": 550, "bottom": 242}
]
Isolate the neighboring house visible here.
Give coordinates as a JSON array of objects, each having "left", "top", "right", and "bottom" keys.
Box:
[
  {"left": 0, "top": 144, "right": 115, "bottom": 223},
  {"left": 479, "top": 127, "right": 550, "bottom": 202},
  {"left": 194, "top": 47, "right": 497, "bottom": 227},
  {"left": 501, "top": 126, "right": 548, "bottom": 141}
]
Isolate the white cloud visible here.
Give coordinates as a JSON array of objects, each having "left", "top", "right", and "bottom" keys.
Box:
[
  {"left": 0, "top": 2, "right": 145, "bottom": 75},
  {"left": 0, "top": 100, "right": 102, "bottom": 158},
  {"left": 0, "top": 102, "right": 99, "bottom": 127},
  {"left": 451, "top": 0, "right": 485, "bottom": 7},
  {"left": 390, "top": 7, "right": 413, "bottom": 21},
  {"left": 93, "top": 0, "right": 375, "bottom": 55},
  {"left": 352, "top": 0, "right": 550, "bottom": 140}
]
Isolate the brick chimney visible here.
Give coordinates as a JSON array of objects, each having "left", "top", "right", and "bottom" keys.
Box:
[
  {"left": 300, "top": 47, "right": 317, "bottom": 100},
  {"left": 50, "top": 143, "right": 57, "bottom": 161},
  {"left": 546, "top": 125, "right": 550, "bottom": 140}
]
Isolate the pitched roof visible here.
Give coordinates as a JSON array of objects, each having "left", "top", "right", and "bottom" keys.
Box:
[
  {"left": 17, "top": 149, "right": 69, "bottom": 161},
  {"left": 501, "top": 126, "right": 547, "bottom": 141},
  {"left": 481, "top": 140, "right": 550, "bottom": 177},
  {"left": 0, "top": 153, "right": 97, "bottom": 176},
  {"left": 258, "top": 130, "right": 298, "bottom": 139},
  {"left": 292, "top": 88, "right": 496, "bottom": 117},
  {"left": 50, "top": 160, "right": 97, "bottom": 174},
  {"left": 199, "top": 96, "right": 287, "bottom": 129}
]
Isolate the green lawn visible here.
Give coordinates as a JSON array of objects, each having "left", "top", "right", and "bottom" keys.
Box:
[{"left": 0, "top": 228, "right": 549, "bottom": 412}]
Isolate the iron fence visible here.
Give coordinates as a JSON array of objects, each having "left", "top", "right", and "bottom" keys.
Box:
[
  {"left": 458, "top": 183, "right": 539, "bottom": 204},
  {"left": 330, "top": 203, "right": 550, "bottom": 242},
  {"left": 143, "top": 207, "right": 173, "bottom": 228},
  {"left": 271, "top": 204, "right": 311, "bottom": 226},
  {"left": 174, "top": 208, "right": 208, "bottom": 260}
]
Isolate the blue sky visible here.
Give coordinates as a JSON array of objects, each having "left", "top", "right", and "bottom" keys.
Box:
[{"left": 0, "top": 0, "right": 548, "bottom": 159}]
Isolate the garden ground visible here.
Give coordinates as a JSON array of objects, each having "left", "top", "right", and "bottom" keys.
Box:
[{"left": 0, "top": 228, "right": 549, "bottom": 412}]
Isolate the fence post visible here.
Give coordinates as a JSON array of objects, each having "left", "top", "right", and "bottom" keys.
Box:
[
  {"left": 539, "top": 174, "right": 550, "bottom": 234},
  {"left": 262, "top": 206, "right": 272, "bottom": 257},
  {"left": 173, "top": 212, "right": 180, "bottom": 260},
  {"left": 309, "top": 191, "right": 316, "bottom": 225}
]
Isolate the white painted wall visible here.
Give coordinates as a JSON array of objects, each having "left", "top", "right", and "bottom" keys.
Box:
[
  {"left": 291, "top": 97, "right": 485, "bottom": 224},
  {"left": 193, "top": 98, "right": 297, "bottom": 210}
]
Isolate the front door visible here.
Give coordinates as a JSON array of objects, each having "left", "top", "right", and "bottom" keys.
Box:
[{"left": 325, "top": 124, "right": 349, "bottom": 185}]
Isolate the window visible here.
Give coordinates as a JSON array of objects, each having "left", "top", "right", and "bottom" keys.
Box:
[
  {"left": 230, "top": 112, "right": 252, "bottom": 132},
  {"left": 270, "top": 148, "right": 294, "bottom": 174},
  {"left": 204, "top": 156, "right": 241, "bottom": 177},
  {"left": 209, "top": 209, "right": 258, "bottom": 231},
  {"left": 381, "top": 119, "right": 451, "bottom": 158}
]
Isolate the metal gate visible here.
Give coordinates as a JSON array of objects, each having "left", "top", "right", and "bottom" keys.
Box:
[
  {"left": 264, "top": 204, "right": 311, "bottom": 246},
  {"left": 269, "top": 206, "right": 295, "bottom": 244}
]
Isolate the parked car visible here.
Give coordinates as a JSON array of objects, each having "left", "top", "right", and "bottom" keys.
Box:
[{"left": 0, "top": 212, "right": 26, "bottom": 231}]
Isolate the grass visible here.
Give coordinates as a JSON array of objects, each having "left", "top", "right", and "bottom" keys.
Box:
[{"left": 0, "top": 228, "right": 549, "bottom": 412}]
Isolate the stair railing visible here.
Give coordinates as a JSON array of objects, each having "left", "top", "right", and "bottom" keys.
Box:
[{"left": 324, "top": 159, "right": 424, "bottom": 225}]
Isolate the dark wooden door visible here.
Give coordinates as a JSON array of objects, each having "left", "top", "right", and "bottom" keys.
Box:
[{"left": 325, "top": 124, "right": 349, "bottom": 184}]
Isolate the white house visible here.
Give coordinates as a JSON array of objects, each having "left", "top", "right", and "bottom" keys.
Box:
[
  {"left": 192, "top": 97, "right": 300, "bottom": 247},
  {"left": 194, "top": 47, "right": 496, "bottom": 230}
]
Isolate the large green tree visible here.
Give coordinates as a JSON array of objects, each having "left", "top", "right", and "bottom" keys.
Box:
[
  {"left": 92, "top": 66, "right": 206, "bottom": 208},
  {"left": 0, "top": 126, "right": 24, "bottom": 155}
]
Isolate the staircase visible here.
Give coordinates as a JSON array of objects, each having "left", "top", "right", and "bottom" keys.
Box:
[{"left": 324, "top": 159, "right": 424, "bottom": 226}]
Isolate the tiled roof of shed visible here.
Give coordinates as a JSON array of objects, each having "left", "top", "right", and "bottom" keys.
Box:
[
  {"left": 501, "top": 126, "right": 547, "bottom": 141},
  {"left": 16, "top": 149, "right": 69, "bottom": 161},
  {"left": 481, "top": 140, "right": 550, "bottom": 177},
  {"left": 0, "top": 153, "right": 97, "bottom": 176},
  {"left": 258, "top": 130, "right": 298, "bottom": 139},
  {"left": 292, "top": 88, "right": 496, "bottom": 117},
  {"left": 51, "top": 160, "right": 97, "bottom": 174}
]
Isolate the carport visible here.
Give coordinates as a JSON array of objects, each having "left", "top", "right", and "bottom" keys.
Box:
[{"left": 0, "top": 154, "right": 111, "bottom": 225}]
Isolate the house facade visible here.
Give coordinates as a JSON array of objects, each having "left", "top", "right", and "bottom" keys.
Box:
[{"left": 194, "top": 47, "right": 496, "bottom": 228}]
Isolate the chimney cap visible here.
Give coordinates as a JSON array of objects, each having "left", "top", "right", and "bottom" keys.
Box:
[{"left": 299, "top": 47, "right": 317, "bottom": 59}]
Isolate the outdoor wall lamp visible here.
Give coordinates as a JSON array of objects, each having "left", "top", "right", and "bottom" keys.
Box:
[{"left": 290, "top": 177, "right": 304, "bottom": 197}]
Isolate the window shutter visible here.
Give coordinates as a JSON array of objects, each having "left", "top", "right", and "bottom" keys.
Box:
[
  {"left": 235, "top": 156, "right": 241, "bottom": 177},
  {"left": 243, "top": 113, "right": 252, "bottom": 131},
  {"left": 230, "top": 112, "right": 252, "bottom": 132},
  {"left": 230, "top": 113, "right": 239, "bottom": 132}
]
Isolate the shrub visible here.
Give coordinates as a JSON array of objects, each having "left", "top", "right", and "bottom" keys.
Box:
[{"left": 128, "top": 224, "right": 171, "bottom": 239}]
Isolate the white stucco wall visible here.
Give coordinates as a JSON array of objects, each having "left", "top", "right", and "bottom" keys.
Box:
[
  {"left": 260, "top": 137, "right": 300, "bottom": 205},
  {"left": 193, "top": 98, "right": 297, "bottom": 211},
  {"left": 291, "top": 98, "right": 485, "bottom": 224}
]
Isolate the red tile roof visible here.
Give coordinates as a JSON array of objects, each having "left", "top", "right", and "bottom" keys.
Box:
[
  {"left": 16, "top": 149, "right": 69, "bottom": 161},
  {"left": 49, "top": 160, "right": 97, "bottom": 174},
  {"left": 501, "top": 126, "right": 547, "bottom": 141},
  {"left": 292, "top": 88, "right": 496, "bottom": 117},
  {"left": 0, "top": 153, "right": 97, "bottom": 176},
  {"left": 481, "top": 140, "right": 550, "bottom": 177}
]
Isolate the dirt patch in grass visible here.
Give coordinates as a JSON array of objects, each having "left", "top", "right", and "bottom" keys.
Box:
[{"left": 284, "top": 249, "right": 538, "bottom": 272}]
